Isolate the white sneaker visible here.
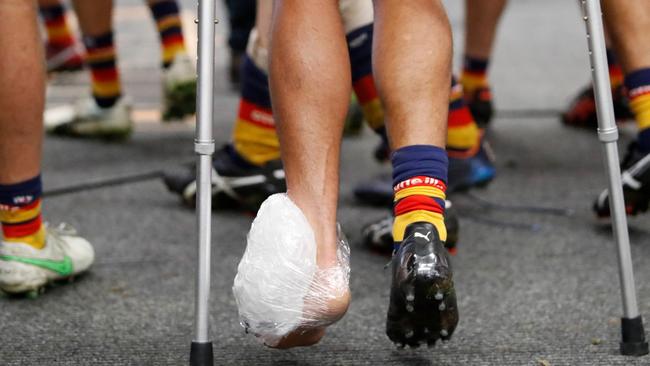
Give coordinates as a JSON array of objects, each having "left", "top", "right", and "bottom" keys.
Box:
[
  {"left": 162, "top": 53, "right": 196, "bottom": 121},
  {"left": 0, "top": 224, "right": 95, "bottom": 294},
  {"left": 44, "top": 96, "right": 133, "bottom": 139}
]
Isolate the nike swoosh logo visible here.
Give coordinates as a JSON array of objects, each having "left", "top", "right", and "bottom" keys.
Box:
[{"left": 0, "top": 254, "right": 73, "bottom": 276}]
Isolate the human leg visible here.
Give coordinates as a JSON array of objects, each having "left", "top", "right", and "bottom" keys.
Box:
[
  {"left": 0, "top": 0, "right": 93, "bottom": 295},
  {"left": 594, "top": 0, "right": 650, "bottom": 217}
]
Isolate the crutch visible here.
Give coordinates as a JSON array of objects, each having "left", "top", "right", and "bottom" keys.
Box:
[
  {"left": 190, "top": 0, "right": 216, "bottom": 365},
  {"left": 581, "top": 0, "right": 649, "bottom": 356}
]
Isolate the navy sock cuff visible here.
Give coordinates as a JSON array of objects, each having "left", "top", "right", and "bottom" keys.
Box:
[
  {"left": 240, "top": 55, "right": 272, "bottom": 110},
  {"left": 83, "top": 32, "right": 114, "bottom": 50},
  {"left": 347, "top": 24, "right": 373, "bottom": 82},
  {"left": 391, "top": 145, "right": 448, "bottom": 186},
  {"left": 606, "top": 48, "right": 619, "bottom": 66},
  {"left": 638, "top": 129, "right": 650, "bottom": 153},
  {"left": 39, "top": 4, "right": 65, "bottom": 20},
  {"left": 0, "top": 175, "right": 42, "bottom": 206},
  {"left": 149, "top": 0, "right": 180, "bottom": 18},
  {"left": 463, "top": 55, "right": 489, "bottom": 73},
  {"left": 625, "top": 68, "right": 650, "bottom": 92}
]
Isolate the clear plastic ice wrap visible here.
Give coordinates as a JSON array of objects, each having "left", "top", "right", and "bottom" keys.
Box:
[{"left": 232, "top": 194, "right": 350, "bottom": 347}]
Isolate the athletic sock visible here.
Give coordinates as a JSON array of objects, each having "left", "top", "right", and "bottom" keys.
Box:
[
  {"left": 83, "top": 32, "right": 121, "bottom": 109},
  {"left": 392, "top": 145, "right": 448, "bottom": 246},
  {"left": 447, "top": 76, "right": 481, "bottom": 153},
  {"left": 607, "top": 49, "right": 624, "bottom": 89},
  {"left": 460, "top": 55, "right": 490, "bottom": 97},
  {"left": 625, "top": 68, "right": 650, "bottom": 153},
  {"left": 0, "top": 176, "right": 46, "bottom": 249},
  {"left": 39, "top": 3, "right": 76, "bottom": 49},
  {"left": 347, "top": 24, "right": 386, "bottom": 136},
  {"left": 231, "top": 55, "right": 280, "bottom": 166},
  {"left": 148, "top": 0, "right": 187, "bottom": 68}
]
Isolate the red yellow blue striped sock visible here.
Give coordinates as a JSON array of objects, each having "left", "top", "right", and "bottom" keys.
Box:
[
  {"left": 447, "top": 76, "right": 480, "bottom": 153},
  {"left": 39, "top": 3, "right": 76, "bottom": 49},
  {"left": 0, "top": 176, "right": 46, "bottom": 249},
  {"left": 392, "top": 146, "right": 448, "bottom": 245},
  {"left": 625, "top": 68, "right": 650, "bottom": 153},
  {"left": 84, "top": 32, "right": 121, "bottom": 108},
  {"left": 149, "top": 0, "right": 187, "bottom": 69},
  {"left": 460, "top": 55, "right": 490, "bottom": 98},
  {"left": 231, "top": 56, "right": 280, "bottom": 166},
  {"left": 348, "top": 24, "right": 385, "bottom": 134}
]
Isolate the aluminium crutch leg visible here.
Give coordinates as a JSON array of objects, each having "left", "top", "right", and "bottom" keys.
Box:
[
  {"left": 190, "top": 0, "right": 216, "bottom": 365},
  {"left": 581, "top": 0, "right": 649, "bottom": 356}
]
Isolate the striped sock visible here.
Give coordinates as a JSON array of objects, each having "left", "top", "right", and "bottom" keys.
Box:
[
  {"left": 625, "top": 68, "right": 650, "bottom": 153},
  {"left": 347, "top": 24, "right": 385, "bottom": 136},
  {"left": 447, "top": 76, "right": 481, "bottom": 153},
  {"left": 231, "top": 56, "right": 280, "bottom": 166},
  {"left": 0, "top": 176, "right": 46, "bottom": 249},
  {"left": 607, "top": 49, "right": 624, "bottom": 89},
  {"left": 460, "top": 55, "right": 490, "bottom": 97},
  {"left": 392, "top": 145, "right": 448, "bottom": 245},
  {"left": 84, "top": 32, "right": 121, "bottom": 108},
  {"left": 39, "top": 3, "right": 76, "bottom": 49},
  {"left": 149, "top": 0, "right": 187, "bottom": 68}
]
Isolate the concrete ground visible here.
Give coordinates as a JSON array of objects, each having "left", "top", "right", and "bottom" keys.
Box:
[{"left": 2, "top": 0, "right": 650, "bottom": 365}]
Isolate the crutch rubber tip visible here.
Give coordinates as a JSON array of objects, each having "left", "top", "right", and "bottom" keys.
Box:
[
  {"left": 190, "top": 341, "right": 214, "bottom": 366},
  {"left": 620, "top": 316, "right": 649, "bottom": 356}
]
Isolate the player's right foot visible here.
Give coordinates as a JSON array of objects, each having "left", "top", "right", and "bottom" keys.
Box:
[
  {"left": 0, "top": 224, "right": 94, "bottom": 296},
  {"left": 386, "top": 221, "right": 459, "bottom": 348},
  {"left": 162, "top": 53, "right": 197, "bottom": 121},
  {"left": 594, "top": 142, "right": 650, "bottom": 217},
  {"left": 163, "top": 145, "right": 286, "bottom": 210},
  {"left": 44, "top": 96, "right": 133, "bottom": 140},
  {"left": 562, "top": 84, "right": 632, "bottom": 128},
  {"left": 45, "top": 43, "right": 84, "bottom": 73}
]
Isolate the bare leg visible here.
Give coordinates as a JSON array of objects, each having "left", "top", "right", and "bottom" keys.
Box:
[
  {"left": 39, "top": 0, "right": 64, "bottom": 7},
  {"left": 602, "top": 0, "right": 650, "bottom": 73},
  {"left": 268, "top": 0, "right": 351, "bottom": 348},
  {"left": 71, "top": 0, "right": 113, "bottom": 37},
  {"left": 373, "top": 0, "right": 451, "bottom": 149},
  {"left": 591, "top": 0, "right": 650, "bottom": 218},
  {"left": 464, "top": 0, "right": 507, "bottom": 60},
  {"left": 0, "top": 0, "right": 44, "bottom": 183}
]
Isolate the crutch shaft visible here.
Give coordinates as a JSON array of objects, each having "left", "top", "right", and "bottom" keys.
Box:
[
  {"left": 582, "top": 0, "right": 648, "bottom": 356},
  {"left": 191, "top": 0, "right": 216, "bottom": 364},
  {"left": 582, "top": 0, "right": 639, "bottom": 320}
]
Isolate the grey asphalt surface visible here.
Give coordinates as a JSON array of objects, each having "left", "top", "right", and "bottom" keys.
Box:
[{"left": 3, "top": 0, "right": 650, "bottom": 365}]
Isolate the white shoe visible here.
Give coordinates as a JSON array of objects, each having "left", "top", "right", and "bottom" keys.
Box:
[
  {"left": 162, "top": 53, "right": 196, "bottom": 120},
  {"left": 44, "top": 96, "right": 133, "bottom": 139},
  {"left": 0, "top": 224, "right": 95, "bottom": 294}
]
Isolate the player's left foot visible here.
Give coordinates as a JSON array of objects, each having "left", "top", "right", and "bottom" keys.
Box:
[
  {"left": 386, "top": 221, "right": 459, "bottom": 348},
  {"left": 162, "top": 53, "right": 197, "bottom": 121},
  {"left": 594, "top": 142, "right": 650, "bottom": 217},
  {"left": 562, "top": 84, "right": 632, "bottom": 128},
  {"left": 44, "top": 96, "right": 133, "bottom": 140},
  {"left": 45, "top": 43, "right": 84, "bottom": 73},
  {"left": 163, "top": 145, "right": 286, "bottom": 210},
  {"left": 464, "top": 86, "right": 494, "bottom": 128}
]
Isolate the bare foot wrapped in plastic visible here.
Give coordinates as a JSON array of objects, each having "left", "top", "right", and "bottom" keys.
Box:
[{"left": 232, "top": 194, "right": 351, "bottom": 348}]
